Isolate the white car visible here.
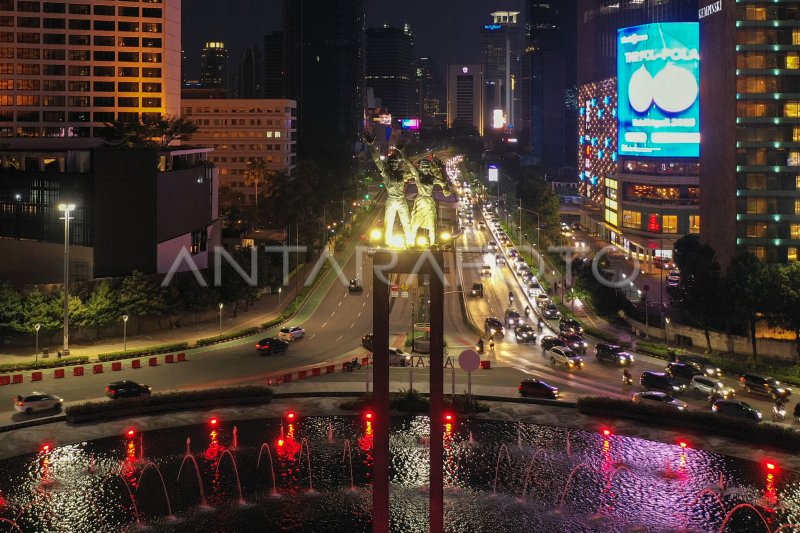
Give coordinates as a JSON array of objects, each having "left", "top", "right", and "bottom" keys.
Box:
[
  {"left": 278, "top": 326, "right": 305, "bottom": 342},
  {"left": 690, "top": 375, "right": 735, "bottom": 398},
  {"left": 632, "top": 391, "right": 687, "bottom": 411},
  {"left": 548, "top": 346, "right": 584, "bottom": 370},
  {"left": 14, "top": 392, "right": 63, "bottom": 414}
]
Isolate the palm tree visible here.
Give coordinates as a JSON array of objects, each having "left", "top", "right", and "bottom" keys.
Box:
[{"left": 244, "top": 157, "right": 270, "bottom": 207}]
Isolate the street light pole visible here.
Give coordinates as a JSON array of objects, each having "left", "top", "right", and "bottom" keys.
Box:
[
  {"left": 122, "top": 315, "right": 129, "bottom": 352},
  {"left": 278, "top": 287, "right": 282, "bottom": 307},
  {"left": 34, "top": 323, "right": 40, "bottom": 363},
  {"left": 58, "top": 203, "right": 75, "bottom": 354},
  {"left": 665, "top": 317, "right": 671, "bottom": 348},
  {"left": 218, "top": 303, "right": 224, "bottom": 336}
]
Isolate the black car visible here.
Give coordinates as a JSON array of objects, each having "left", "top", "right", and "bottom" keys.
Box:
[
  {"left": 640, "top": 371, "right": 686, "bottom": 394},
  {"left": 739, "top": 373, "right": 792, "bottom": 399},
  {"left": 666, "top": 362, "right": 704, "bottom": 382},
  {"left": 711, "top": 399, "right": 762, "bottom": 422},
  {"left": 469, "top": 282, "right": 484, "bottom": 298},
  {"left": 256, "top": 337, "right": 289, "bottom": 355},
  {"left": 559, "top": 317, "right": 583, "bottom": 335},
  {"left": 539, "top": 336, "right": 565, "bottom": 352},
  {"left": 518, "top": 379, "right": 559, "bottom": 399},
  {"left": 677, "top": 354, "right": 722, "bottom": 377},
  {"left": 362, "top": 334, "right": 374, "bottom": 351},
  {"left": 594, "top": 343, "right": 633, "bottom": 366},
  {"left": 514, "top": 324, "right": 536, "bottom": 343},
  {"left": 558, "top": 332, "right": 587, "bottom": 355},
  {"left": 542, "top": 304, "right": 560, "bottom": 320},
  {"left": 106, "top": 380, "right": 151, "bottom": 400},
  {"left": 484, "top": 317, "right": 505, "bottom": 338},
  {"left": 504, "top": 309, "right": 522, "bottom": 327}
]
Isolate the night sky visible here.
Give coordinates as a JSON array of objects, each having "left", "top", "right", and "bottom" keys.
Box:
[{"left": 182, "top": 0, "right": 525, "bottom": 79}]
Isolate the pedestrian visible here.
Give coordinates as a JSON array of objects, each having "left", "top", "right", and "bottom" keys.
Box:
[{"left": 489, "top": 336, "right": 495, "bottom": 354}]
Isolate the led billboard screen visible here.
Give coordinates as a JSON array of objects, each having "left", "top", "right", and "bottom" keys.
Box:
[
  {"left": 401, "top": 118, "right": 420, "bottom": 130},
  {"left": 617, "top": 22, "right": 700, "bottom": 158}
]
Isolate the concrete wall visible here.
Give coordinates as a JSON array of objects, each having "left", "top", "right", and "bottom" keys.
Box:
[
  {"left": 0, "top": 239, "right": 93, "bottom": 285},
  {"left": 623, "top": 313, "right": 797, "bottom": 360}
]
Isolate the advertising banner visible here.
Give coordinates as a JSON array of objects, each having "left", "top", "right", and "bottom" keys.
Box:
[{"left": 617, "top": 23, "right": 700, "bottom": 158}]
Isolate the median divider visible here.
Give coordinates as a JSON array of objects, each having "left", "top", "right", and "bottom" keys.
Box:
[
  {"left": 54, "top": 369, "right": 65, "bottom": 379},
  {"left": 31, "top": 372, "right": 42, "bottom": 382},
  {"left": 12, "top": 374, "right": 22, "bottom": 384},
  {"left": 131, "top": 359, "right": 141, "bottom": 369},
  {"left": 73, "top": 366, "right": 84, "bottom": 377},
  {"left": 266, "top": 353, "right": 373, "bottom": 387},
  {"left": 92, "top": 364, "right": 103, "bottom": 374},
  {"left": 111, "top": 362, "right": 122, "bottom": 372},
  {"left": 148, "top": 357, "right": 158, "bottom": 367}
]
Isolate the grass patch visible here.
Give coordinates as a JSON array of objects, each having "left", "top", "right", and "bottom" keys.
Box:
[
  {"left": 196, "top": 327, "right": 262, "bottom": 347},
  {"left": 578, "top": 396, "right": 800, "bottom": 453},
  {"left": 65, "top": 386, "right": 274, "bottom": 423},
  {"left": 0, "top": 356, "right": 89, "bottom": 373},
  {"left": 97, "top": 342, "right": 189, "bottom": 362},
  {"left": 340, "top": 389, "right": 490, "bottom": 415}
]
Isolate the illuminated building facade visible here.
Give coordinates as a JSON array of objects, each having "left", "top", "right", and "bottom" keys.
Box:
[
  {"left": 200, "top": 41, "right": 228, "bottom": 91},
  {"left": 480, "top": 11, "right": 524, "bottom": 133},
  {"left": 700, "top": 0, "right": 800, "bottom": 264},
  {"left": 182, "top": 99, "right": 296, "bottom": 204},
  {"left": 446, "top": 64, "right": 483, "bottom": 134},
  {"left": 0, "top": 0, "right": 181, "bottom": 140},
  {"left": 578, "top": 78, "right": 618, "bottom": 210},
  {"left": 415, "top": 56, "right": 443, "bottom": 126}
]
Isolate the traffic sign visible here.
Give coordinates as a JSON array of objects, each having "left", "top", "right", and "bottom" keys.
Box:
[
  {"left": 643, "top": 284, "right": 650, "bottom": 292},
  {"left": 390, "top": 284, "right": 399, "bottom": 298},
  {"left": 400, "top": 291, "right": 409, "bottom": 298},
  {"left": 458, "top": 349, "right": 481, "bottom": 372}
]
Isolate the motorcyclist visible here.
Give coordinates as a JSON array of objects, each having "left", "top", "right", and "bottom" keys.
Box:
[
  {"left": 622, "top": 368, "right": 632, "bottom": 385},
  {"left": 476, "top": 337, "right": 484, "bottom": 354},
  {"left": 524, "top": 305, "right": 531, "bottom": 319},
  {"left": 488, "top": 336, "right": 495, "bottom": 353},
  {"left": 774, "top": 397, "right": 787, "bottom": 420},
  {"left": 537, "top": 319, "right": 544, "bottom": 332},
  {"left": 508, "top": 292, "right": 514, "bottom": 305}
]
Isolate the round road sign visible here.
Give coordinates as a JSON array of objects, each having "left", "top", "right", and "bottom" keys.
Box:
[{"left": 458, "top": 349, "right": 481, "bottom": 373}]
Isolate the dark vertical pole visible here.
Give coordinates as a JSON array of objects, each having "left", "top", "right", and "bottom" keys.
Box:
[
  {"left": 429, "top": 268, "right": 445, "bottom": 533},
  {"left": 372, "top": 257, "right": 390, "bottom": 533}
]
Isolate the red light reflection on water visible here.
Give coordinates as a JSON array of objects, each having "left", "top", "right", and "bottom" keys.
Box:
[
  {"left": 202, "top": 429, "right": 226, "bottom": 463},
  {"left": 120, "top": 440, "right": 139, "bottom": 488},
  {"left": 359, "top": 420, "right": 374, "bottom": 480}
]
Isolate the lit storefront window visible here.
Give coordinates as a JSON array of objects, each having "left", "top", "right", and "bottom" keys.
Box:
[
  {"left": 622, "top": 210, "right": 641, "bottom": 229},
  {"left": 662, "top": 215, "right": 678, "bottom": 233},
  {"left": 791, "top": 224, "right": 800, "bottom": 239},
  {"left": 789, "top": 247, "right": 798, "bottom": 262},
  {"left": 689, "top": 215, "right": 700, "bottom": 234}
]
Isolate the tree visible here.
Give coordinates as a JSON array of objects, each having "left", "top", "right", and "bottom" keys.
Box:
[
  {"left": 74, "top": 281, "right": 119, "bottom": 329},
  {"left": 671, "top": 235, "right": 724, "bottom": 353},
  {"left": 100, "top": 114, "right": 198, "bottom": 148},
  {"left": 515, "top": 167, "right": 561, "bottom": 246},
  {"left": 0, "top": 282, "right": 22, "bottom": 340},
  {"left": 244, "top": 157, "right": 270, "bottom": 207},
  {"left": 726, "top": 253, "right": 778, "bottom": 359},
  {"left": 118, "top": 271, "right": 168, "bottom": 333},
  {"left": 21, "top": 287, "right": 61, "bottom": 334},
  {"left": 774, "top": 262, "right": 800, "bottom": 358}
]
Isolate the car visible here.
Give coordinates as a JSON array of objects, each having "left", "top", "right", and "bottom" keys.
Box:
[
  {"left": 632, "top": 391, "right": 687, "bottom": 411},
  {"left": 504, "top": 308, "right": 522, "bottom": 327},
  {"left": 711, "top": 399, "right": 762, "bottom": 422},
  {"left": 558, "top": 332, "right": 588, "bottom": 355},
  {"left": 519, "top": 379, "right": 559, "bottom": 399},
  {"left": 571, "top": 222, "right": 582, "bottom": 231},
  {"left": 535, "top": 294, "right": 551, "bottom": 309},
  {"left": 514, "top": 324, "right": 537, "bottom": 343},
  {"left": 594, "top": 343, "right": 634, "bottom": 366},
  {"left": 484, "top": 317, "right": 505, "bottom": 338},
  {"left": 348, "top": 278, "right": 363, "bottom": 292},
  {"left": 278, "top": 326, "right": 305, "bottom": 342},
  {"left": 256, "top": 337, "right": 289, "bottom": 355},
  {"left": 520, "top": 270, "right": 534, "bottom": 283},
  {"left": 676, "top": 354, "right": 723, "bottom": 377},
  {"left": 666, "top": 362, "right": 704, "bottom": 382},
  {"left": 477, "top": 221, "right": 486, "bottom": 229},
  {"left": 487, "top": 242, "right": 498, "bottom": 252},
  {"left": 542, "top": 304, "right": 561, "bottom": 320},
  {"left": 495, "top": 254, "right": 506, "bottom": 266},
  {"left": 539, "top": 336, "right": 565, "bottom": 352},
  {"left": 106, "top": 380, "right": 151, "bottom": 400},
  {"left": 367, "top": 247, "right": 377, "bottom": 256},
  {"left": 14, "top": 392, "right": 63, "bottom": 414},
  {"left": 640, "top": 371, "right": 685, "bottom": 394},
  {"left": 480, "top": 265, "right": 492, "bottom": 278},
  {"left": 508, "top": 248, "right": 519, "bottom": 259},
  {"left": 690, "top": 375, "right": 735, "bottom": 399},
  {"left": 469, "top": 282, "right": 484, "bottom": 298},
  {"left": 362, "top": 334, "right": 374, "bottom": 351},
  {"left": 559, "top": 317, "right": 583, "bottom": 335},
  {"left": 547, "top": 346, "right": 584, "bottom": 370},
  {"left": 388, "top": 347, "right": 411, "bottom": 367},
  {"left": 739, "top": 373, "right": 792, "bottom": 399}
]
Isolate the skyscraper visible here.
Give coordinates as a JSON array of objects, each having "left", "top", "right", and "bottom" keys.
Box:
[
  {"left": 447, "top": 65, "right": 484, "bottom": 134},
  {"left": 416, "top": 57, "right": 444, "bottom": 126},
  {"left": 283, "top": 0, "right": 365, "bottom": 161},
  {"left": 200, "top": 41, "right": 229, "bottom": 91},
  {"left": 480, "top": 11, "right": 524, "bottom": 133},
  {"left": 0, "top": 0, "right": 181, "bottom": 140},
  {"left": 366, "top": 25, "right": 415, "bottom": 120},
  {"left": 264, "top": 31, "right": 285, "bottom": 99},
  {"left": 236, "top": 45, "right": 262, "bottom": 99}
]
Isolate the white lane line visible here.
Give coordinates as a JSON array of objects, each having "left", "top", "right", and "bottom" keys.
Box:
[
  {"left": 362, "top": 302, "right": 366, "bottom": 308},
  {"left": 330, "top": 311, "right": 336, "bottom": 317},
  {"left": 336, "top": 335, "right": 344, "bottom": 342},
  {"left": 350, "top": 323, "right": 355, "bottom": 328},
  {"left": 321, "top": 322, "right": 328, "bottom": 328},
  {"left": 310, "top": 334, "right": 316, "bottom": 340},
  {"left": 358, "top": 311, "right": 362, "bottom": 318},
  {"left": 338, "top": 301, "right": 342, "bottom": 307}
]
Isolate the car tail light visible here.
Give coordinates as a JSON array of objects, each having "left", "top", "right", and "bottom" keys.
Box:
[
  {"left": 518, "top": 385, "right": 522, "bottom": 391},
  {"left": 739, "top": 376, "right": 745, "bottom": 383},
  {"left": 16, "top": 401, "right": 22, "bottom": 407},
  {"left": 255, "top": 344, "right": 261, "bottom": 349}
]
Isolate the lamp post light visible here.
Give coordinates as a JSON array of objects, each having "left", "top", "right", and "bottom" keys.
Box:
[
  {"left": 278, "top": 287, "right": 282, "bottom": 307},
  {"left": 122, "top": 315, "right": 129, "bottom": 352},
  {"left": 34, "top": 323, "right": 41, "bottom": 363},
  {"left": 58, "top": 203, "right": 76, "bottom": 354},
  {"left": 218, "top": 303, "right": 224, "bottom": 337},
  {"left": 665, "top": 317, "right": 671, "bottom": 348}
]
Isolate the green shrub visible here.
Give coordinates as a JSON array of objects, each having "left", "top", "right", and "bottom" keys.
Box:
[
  {"left": 97, "top": 342, "right": 188, "bottom": 362},
  {"left": 339, "top": 390, "right": 489, "bottom": 415},
  {"left": 0, "top": 356, "right": 89, "bottom": 373},
  {"left": 66, "top": 386, "right": 273, "bottom": 422},
  {"left": 577, "top": 396, "right": 800, "bottom": 452},
  {"left": 707, "top": 355, "right": 800, "bottom": 388},
  {"left": 196, "top": 326, "right": 261, "bottom": 347},
  {"left": 634, "top": 341, "right": 673, "bottom": 360}
]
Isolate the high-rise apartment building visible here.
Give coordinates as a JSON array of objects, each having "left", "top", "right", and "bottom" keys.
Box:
[
  {"left": 200, "top": 41, "right": 228, "bottom": 91},
  {"left": 235, "top": 45, "right": 262, "bottom": 99},
  {"left": 480, "top": 11, "right": 524, "bottom": 133},
  {"left": 0, "top": 0, "right": 181, "bottom": 140},
  {"left": 447, "top": 65, "right": 483, "bottom": 134},
  {"left": 700, "top": 0, "right": 800, "bottom": 265},
  {"left": 366, "top": 25, "right": 415, "bottom": 120},
  {"left": 416, "top": 56, "right": 443, "bottom": 126}
]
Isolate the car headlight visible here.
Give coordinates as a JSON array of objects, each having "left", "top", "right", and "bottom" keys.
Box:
[
  {"left": 582, "top": 342, "right": 588, "bottom": 347},
  {"left": 677, "top": 405, "right": 685, "bottom": 411},
  {"left": 777, "top": 388, "right": 786, "bottom": 393},
  {"left": 756, "top": 412, "right": 763, "bottom": 419},
  {"left": 672, "top": 385, "right": 681, "bottom": 391}
]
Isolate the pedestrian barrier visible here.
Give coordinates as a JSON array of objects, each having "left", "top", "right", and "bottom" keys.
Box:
[
  {"left": 111, "top": 362, "right": 122, "bottom": 371},
  {"left": 177, "top": 352, "right": 186, "bottom": 362},
  {"left": 361, "top": 357, "right": 370, "bottom": 367},
  {"left": 282, "top": 373, "right": 293, "bottom": 383},
  {"left": 298, "top": 370, "right": 308, "bottom": 379},
  {"left": 480, "top": 360, "right": 491, "bottom": 370},
  {"left": 165, "top": 354, "right": 174, "bottom": 364},
  {"left": 93, "top": 364, "right": 103, "bottom": 374},
  {"left": 54, "top": 369, "right": 65, "bottom": 379},
  {"left": 73, "top": 366, "right": 84, "bottom": 377},
  {"left": 131, "top": 359, "right": 141, "bottom": 369},
  {"left": 312, "top": 367, "right": 321, "bottom": 377},
  {"left": 12, "top": 374, "right": 22, "bottom": 384},
  {"left": 0, "top": 376, "right": 10, "bottom": 386},
  {"left": 326, "top": 365, "right": 335, "bottom": 374},
  {"left": 31, "top": 372, "right": 42, "bottom": 382},
  {"left": 148, "top": 357, "right": 158, "bottom": 367}
]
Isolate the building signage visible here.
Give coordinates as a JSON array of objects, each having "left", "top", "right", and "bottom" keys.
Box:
[
  {"left": 617, "top": 23, "right": 700, "bottom": 158},
  {"left": 401, "top": 118, "right": 420, "bottom": 130},
  {"left": 488, "top": 166, "right": 498, "bottom": 182},
  {"left": 484, "top": 24, "right": 502, "bottom": 30},
  {"left": 698, "top": 0, "right": 722, "bottom": 19}
]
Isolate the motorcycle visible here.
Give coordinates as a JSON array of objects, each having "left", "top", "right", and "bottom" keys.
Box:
[
  {"left": 475, "top": 342, "right": 485, "bottom": 355},
  {"left": 343, "top": 358, "right": 362, "bottom": 372},
  {"left": 773, "top": 405, "right": 787, "bottom": 422},
  {"left": 621, "top": 372, "right": 633, "bottom": 386}
]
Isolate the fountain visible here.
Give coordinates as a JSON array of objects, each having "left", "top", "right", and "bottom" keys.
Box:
[
  {"left": 520, "top": 448, "right": 549, "bottom": 499},
  {"left": 565, "top": 429, "right": 572, "bottom": 458},
  {"left": 299, "top": 438, "right": 315, "bottom": 493},
  {"left": 492, "top": 443, "right": 512, "bottom": 495},
  {"left": 98, "top": 473, "right": 140, "bottom": 526},
  {"left": 468, "top": 431, "right": 475, "bottom": 446},
  {"left": 214, "top": 450, "right": 246, "bottom": 505},
  {"left": 517, "top": 425, "right": 523, "bottom": 450},
  {"left": 717, "top": 503, "right": 772, "bottom": 533},
  {"left": 256, "top": 443, "right": 279, "bottom": 496},
  {"left": 177, "top": 454, "right": 211, "bottom": 510},
  {"left": 137, "top": 460, "right": 176, "bottom": 520},
  {"left": 88, "top": 454, "right": 96, "bottom": 475},
  {"left": 232, "top": 426, "right": 239, "bottom": 451},
  {"left": 342, "top": 439, "right": 355, "bottom": 491},
  {"left": 0, "top": 518, "right": 23, "bottom": 532},
  {"left": 557, "top": 462, "right": 596, "bottom": 511},
  {"left": 327, "top": 421, "right": 334, "bottom": 444},
  {"left": 186, "top": 437, "right": 191, "bottom": 456}
]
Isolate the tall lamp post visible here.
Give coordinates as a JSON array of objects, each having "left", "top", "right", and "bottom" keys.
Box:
[
  {"left": 218, "top": 303, "right": 224, "bottom": 336},
  {"left": 665, "top": 317, "right": 671, "bottom": 348},
  {"left": 278, "top": 287, "right": 282, "bottom": 307},
  {"left": 58, "top": 203, "right": 75, "bottom": 354},
  {"left": 122, "top": 315, "right": 129, "bottom": 352},
  {"left": 34, "top": 323, "right": 40, "bottom": 363}
]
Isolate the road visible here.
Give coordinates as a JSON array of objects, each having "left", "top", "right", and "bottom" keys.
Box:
[{"left": 2, "top": 159, "right": 791, "bottom": 430}]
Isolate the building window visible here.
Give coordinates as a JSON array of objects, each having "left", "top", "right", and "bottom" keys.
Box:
[
  {"left": 622, "top": 210, "right": 641, "bottom": 229},
  {"left": 792, "top": 224, "right": 800, "bottom": 239},
  {"left": 789, "top": 247, "right": 798, "bottom": 262},
  {"left": 747, "top": 223, "right": 768, "bottom": 238},
  {"left": 746, "top": 174, "right": 767, "bottom": 189},
  {"left": 662, "top": 215, "right": 678, "bottom": 233},
  {"left": 788, "top": 54, "right": 800, "bottom": 70},
  {"left": 749, "top": 247, "right": 767, "bottom": 261},
  {"left": 796, "top": 176, "right": 800, "bottom": 190},
  {"left": 647, "top": 213, "right": 660, "bottom": 232},
  {"left": 745, "top": 6, "right": 767, "bottom": 20},
  {"left": 786, "top": 102, "right": 800, "bottom": 117},
  {"left": 795, "top": 199, "right": 800, "bottom": 214},
  {"left": 689, "top": 215, "right": 700, "bottom": 234},
  {"left": 747, "top": 197, "right": 767, "bottom": 214}
]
